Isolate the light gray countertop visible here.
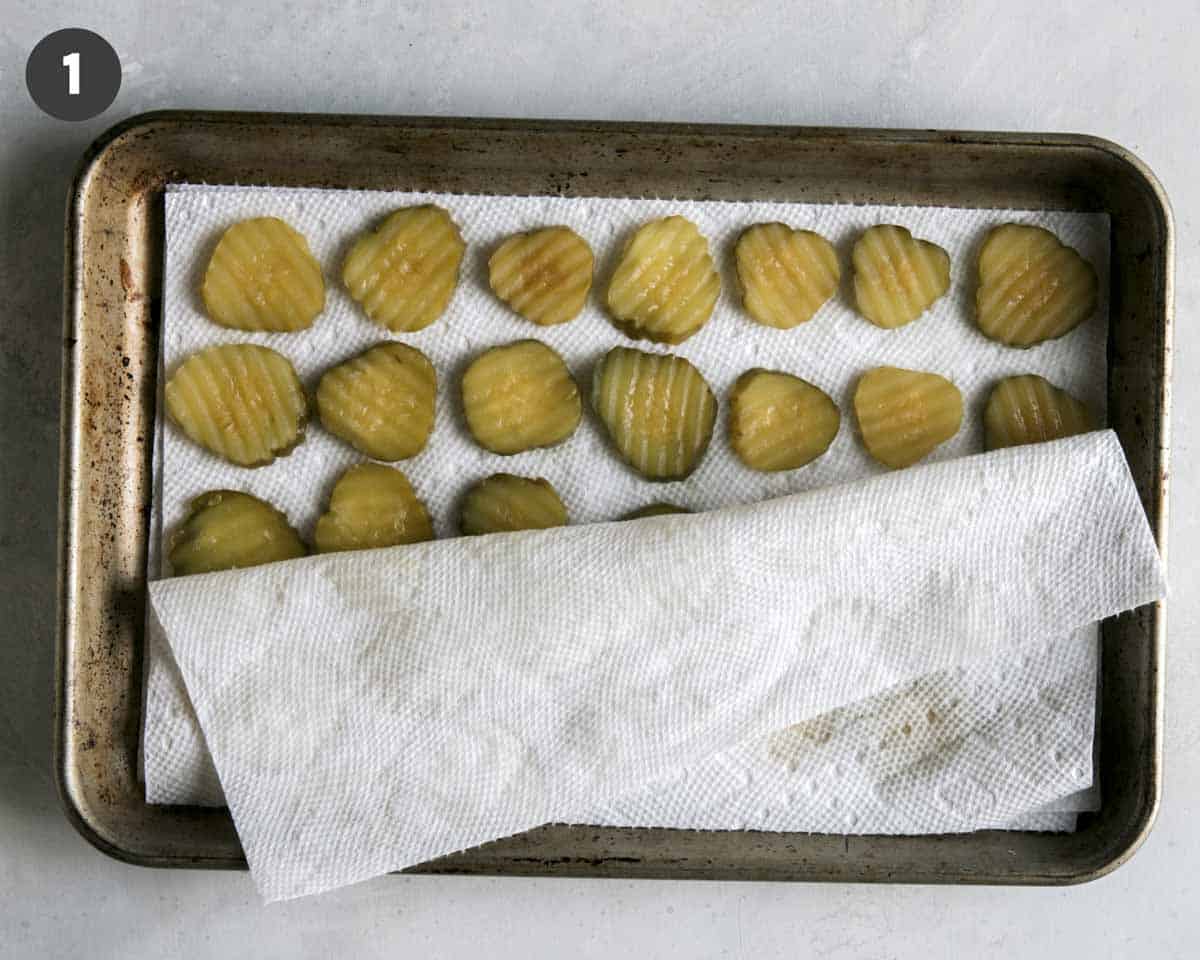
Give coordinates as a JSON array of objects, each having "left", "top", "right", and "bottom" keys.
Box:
[{"left": 2, "top": 2, "right": 1196, "bottom": 956}]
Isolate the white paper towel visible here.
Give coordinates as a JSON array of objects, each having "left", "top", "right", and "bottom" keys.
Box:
[
  {"left": 144, "top": 184, "right": 1117, "bottom": 857},
  {"left": 150, "top": 432, "right": 1165, "bottom": 901},
  {"left": 586, "top": 628, "right": 1100, "bottom": 834},
  {"left": 144, "top": 622, "right": 1101, "bottom": 827}
]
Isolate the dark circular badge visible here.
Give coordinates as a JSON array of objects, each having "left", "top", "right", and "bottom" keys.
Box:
[{"left": 26, "top": 29, "right": 121, "bottom": 122}]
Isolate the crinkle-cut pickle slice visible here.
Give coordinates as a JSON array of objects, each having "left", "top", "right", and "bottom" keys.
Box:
[
  {"left": 730, "top": 369, "right": 840, "bottom": 472},
  {"left": 854, "top": 365, "right": 963, "bottom": 469},
  {"left": 461, "top": 340, "right": 581, "bottom": 454},
  {"left": 314, "top": 462, "right": 434, "bottom": 554},
  {"left": 984, "top": 374, "right": 1094, "bottom": 451},
  {"left": 975, "top": 223, "right": 1098, "bottom": 347},
  {"left": 735, "top": 223, "right": 840, "bottom": 329},
  {"left": 606, "top": 215, "right": 720, "bottom": 344},
  {"left": 342, "top": 204, "right": 466, "bottom": 332},
  {"left": 488, "top": 226, "right": 594, "bottom": 326},
  {"left": 165, "top": 343, "right": 307, "bottom": 467},
  {"left": 200, "top": 216, "right": 325, "bottom": 332},
  {"left": 592, "top": 346, "right": 717, "bottom": 481},
  {"left": 852, "top": 224, "right": 951, "bottom": 329},
  {"left": 623, "top": 503, "right": 691, "bottom": 520},
  {"left": 169, "top": 490, "right": 306, "bottom": 576},
  {"left": 316, "top": 342, "right": 437, "bottom": 461},
  {"left": 460, "top": 473, "right": 568, "bottom": 535}
]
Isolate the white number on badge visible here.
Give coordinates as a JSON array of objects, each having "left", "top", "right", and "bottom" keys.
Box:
[{"left": 62, "top": 51, "right": 80, "bottom": 95}]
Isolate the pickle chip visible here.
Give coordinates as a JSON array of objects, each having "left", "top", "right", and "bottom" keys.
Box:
[
  {"left": 200, "top": 217, "right": 325, "bottom": 332},
  {"left": 592, "top": 346, "right": 717, "bottom": 481},
  {"left": 165, "top": 343, "right": 307, "bottom": 467},
  {"left": 488, "top": 226, "right": 594, "bottom": 326},
  {"left": 342, "top": 204, "right": 466, "bottom": 332},
  {"left": 854, "top": 365, "right": 963, "bottom": 469},
  {"left": 976, "top": 224, "right": 1098, "bottom": 347},
  {"left": 316, "top": 342, "right": 437, "bottom": 461},
  {"left": 852, "top": 224, "right": 951, "bottom": 329},
  {"left": 460, "top": 473, "right": 568, "bottom": 535},
  {"left": 314, "top": 462, "right": 434, "bottom": 554},
  {"left": 606, "top": 216, "right": 720, "bottom": 344},
  {"left": 734, "top": 223, "right": 840, "bottom": 329},
  {"left": 730, "top": 369, "right": 840, "bottom": 472},
  {"left": 169, "top": 490, "right": 306, "bottom": 576},
  {"left": 461, "top": 340, "right": 581, "bottom": 454},
  {"left": 622, "top": 503, "right": 691, "bottom": 520},
  {"left": 984, "top": 374, "right": 1094, "bottom": 451}
]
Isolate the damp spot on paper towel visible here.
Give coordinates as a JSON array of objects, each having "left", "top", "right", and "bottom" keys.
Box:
[{"left": 766, "top": 715, "right": 837, "bottom": 770}]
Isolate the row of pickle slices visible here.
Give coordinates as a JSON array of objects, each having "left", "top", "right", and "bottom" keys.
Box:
[
  {"left": 166, "top": 337, "right": 1093, "bottom": 480},
  {"left": 200, "top": 209, "right": 1098, "bottom": 347}
]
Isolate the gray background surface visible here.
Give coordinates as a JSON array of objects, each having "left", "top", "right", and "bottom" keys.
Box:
[{"left": 2, "top": 1, "right": 1196, "bottom": 956}]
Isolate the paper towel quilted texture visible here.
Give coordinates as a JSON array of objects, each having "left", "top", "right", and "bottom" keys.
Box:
[
  {"left": 150, "top": 432, "right": 1165, "bottom": 901},
  {"left": 144, "top": 184, "right": 1111, "bottom": 814},
  {"left": 142, "top": 624, "right": 1101, "bottom": 825},
  {"left": 586, "top": 629, "right": 1099, "bottom": 834}
]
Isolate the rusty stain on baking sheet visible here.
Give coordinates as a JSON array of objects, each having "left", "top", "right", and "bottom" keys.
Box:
[{"left": 56, "top": 112, "right": 1172, "bottom": 883}]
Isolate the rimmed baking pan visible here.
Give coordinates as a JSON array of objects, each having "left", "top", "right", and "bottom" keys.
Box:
[{"left": 56, "top": 111, "right": 1172, "bottom": 882}]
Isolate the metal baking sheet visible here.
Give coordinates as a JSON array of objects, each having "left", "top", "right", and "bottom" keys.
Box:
[{"left": 56, "top": 112, "right": 1172, "bottom": 883}]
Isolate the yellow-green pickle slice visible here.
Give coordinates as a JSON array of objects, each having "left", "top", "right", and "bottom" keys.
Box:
[
  {"left": 314, "top": 462, "right": 434, "bottom": 553},
  {"left": 984, "top": 374, "right": 1093, "bottom": 450},
  {"left": 852, "top": 224, "right": 951, "bottom": 329},
  {"left": 622, "top": 503, "right": 692, "bottom": 520},
  {"left": 461, "top": 340, "right": 581, "bottom": 454},
  {"left": 606, "top": 216, "right": 720, "bottom": 344},
  {"left": 460, "top": 473, "right": 568, "bottom": 535},
  {"left": 164, "top": 343, "right": 308, "bottom": 468},
  {"left": 342, "top": 204, "right": 466, "bottom": 332},
  {"left": 488, "top": 226, "right": 594, "bottom": 326},
  {"left": 729, "top": 369, "right": 840, "bottom": 472},
  {"left": 316, "top": 342, "right": 437, "bottom": 461},
  {"left": 975, "top": 223, "right": 1098, "bottom": 347},
  {"left": 734, "top": 223, "right": 840, "bottom": 329},
  {"left": 854, "top": 365, "right": 963, "bottom": 469},
  {"left": 592, "top": 346, "right": 717, "bottom": 480},
  {"left": 169, "top": 490, "right": 306, "bottom": 575},
  {"left": 200, "top": 216, "right": 325, "bottom": 332}
]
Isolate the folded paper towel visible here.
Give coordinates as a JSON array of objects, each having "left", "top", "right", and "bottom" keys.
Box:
[{"left": 150, "top": 432, "right": 1164, "bottom": 901}]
